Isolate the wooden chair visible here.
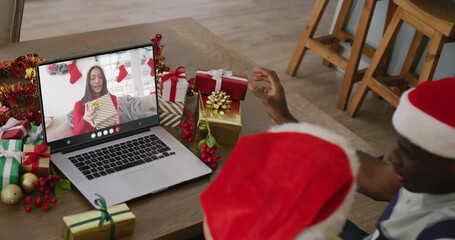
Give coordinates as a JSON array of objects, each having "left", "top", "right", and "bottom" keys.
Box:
[
  {"left": 0, "top": 0, "right": 25, "bottom": 44},
  {"left": 287, "top": 0, "right": 380, "bottom": 110},
  {"left": 348, "top": 0, "right": 455, "bottom": 116}
]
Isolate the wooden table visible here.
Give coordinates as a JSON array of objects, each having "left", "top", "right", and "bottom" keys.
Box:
[{"left": 0, "top": 17, "right": 379, "bottom": 239}]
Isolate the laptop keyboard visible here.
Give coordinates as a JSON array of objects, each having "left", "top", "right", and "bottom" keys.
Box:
[{"left": 68, "top": 134, "right": 175, "bottom": 180}]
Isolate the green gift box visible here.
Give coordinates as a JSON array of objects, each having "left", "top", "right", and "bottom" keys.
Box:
[
  {"left": 62, "top": 195, "right": 136, "bottom": 240},
  {"left": 25, "top": 125, "right": 44, "bottom": 145},
  {"left": 0, "top": 139, "right": 23, "bottom": 191}
]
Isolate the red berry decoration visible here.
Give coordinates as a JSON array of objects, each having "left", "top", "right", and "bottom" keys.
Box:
[
  {"left": 180, "top": 114, "right": 196, "bottom": 143},
  {"left": 42, "top": 203, "right": 50, "bottom": 212},
  {"left": 25, "top": 206, "right": 32, "bottom": 213},
  {"left": 198, "top": 137, "right": 220, "bottom": 169},
  {"left": 21, "top": 174, "right": 63, "bottom": 213}
]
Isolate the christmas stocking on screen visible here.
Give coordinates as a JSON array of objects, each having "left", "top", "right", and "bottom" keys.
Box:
[
  {"left": 67, "top": 61, "right": 82, "bottom": 84},
  {"left": 116, "top": 63, "right": 128, "bottom": 82}
]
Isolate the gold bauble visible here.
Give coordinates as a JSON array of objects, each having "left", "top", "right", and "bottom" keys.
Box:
[
  {"left": 20, "top": 173, "right": 39, "bottom": 193},
  {"left": 1, "top": 184, "right": 23, "bottom": 205}
]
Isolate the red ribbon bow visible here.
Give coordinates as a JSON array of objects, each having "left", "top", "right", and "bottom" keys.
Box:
[
  {"left": 23, "top": 142, "right": 50, "bottom": 175},
  {"left": 161, "top": 66, "right": 186, "bottom": 102}
]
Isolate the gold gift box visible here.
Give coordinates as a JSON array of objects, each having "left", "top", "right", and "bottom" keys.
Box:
[
  {"left": 196, "top": 95, "right": 242, "bottom": 146},
  {"left": 21, "top": 143, "right": 50, "bottom": 177},
  {"left": 62, "top": 203, "right": 136, "bottom": 240}
]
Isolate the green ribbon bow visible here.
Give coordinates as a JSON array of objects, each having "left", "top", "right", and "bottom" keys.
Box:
[{"left": 66, "top": 194, "right": 130, "bottom": 240}]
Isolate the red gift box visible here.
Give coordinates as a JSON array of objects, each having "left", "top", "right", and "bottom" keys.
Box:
[
  {"left": 195, "top": 69, "right": 248, "bottom": 101},
  {"left": 0, "top": 118, "right": 32, "bottom": 140}
]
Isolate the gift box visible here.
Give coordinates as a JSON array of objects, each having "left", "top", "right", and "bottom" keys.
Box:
[
  {"left": 21, "top": 142, "right": 50, "bottom": 177},
  {"left": 195, "top": 69, "right": 248, "bottom": 101},
  {"left": 161, "top": 66, "right": 188, "bottom": 102},
  {"left": 0, "top": 118, "right": 32, "bottom": 140},
  {"left": 158, "top": 96, "right": 185, "bottom": 128},
  {"left": 0, "top": 139, "right": 23, "bottom": 191},
  {"left": 62, "top": 197, "right": 136, "bottom": 240},
  {"left": 91, "top": 94, "right": 118, "bottom": 130},
  {"left": 25, "top": 125, "right": 44, "bottom": 145},
  {"left": 196, "top": 95, "right": 242, "bottom": 146}
]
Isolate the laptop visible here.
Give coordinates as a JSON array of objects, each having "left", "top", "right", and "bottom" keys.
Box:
[{"left": 36, "top": 43, "right": 212, "bottom": 207}]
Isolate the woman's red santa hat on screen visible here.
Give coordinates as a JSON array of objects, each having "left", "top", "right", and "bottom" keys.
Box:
[
  {"left": 200, "top": 122, "right": 360, "bottom": 240},
  {"left": 392, "top": 77, "right": 455, "bottom": 159}
]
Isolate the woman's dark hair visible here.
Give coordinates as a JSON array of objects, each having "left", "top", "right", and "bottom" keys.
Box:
[{"left": 81, "top": 65, "right": 108, "bottom": 106}]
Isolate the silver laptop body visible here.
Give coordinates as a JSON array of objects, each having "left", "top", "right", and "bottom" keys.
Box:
[{"left": 36, "top": 43, "right": 212, "bottom": 207}]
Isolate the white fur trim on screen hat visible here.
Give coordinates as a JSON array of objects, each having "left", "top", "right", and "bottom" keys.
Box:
[{"left": 392, "top": 77, "right": 455, "bottom": 159}]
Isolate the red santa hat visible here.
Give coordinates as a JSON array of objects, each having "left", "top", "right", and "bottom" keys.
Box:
[
  {"left": 200, "top": 122, "right": 359, "bottom": 240},
  {"left": 392, "top": 77, "right": 455, "bottom": 159}
]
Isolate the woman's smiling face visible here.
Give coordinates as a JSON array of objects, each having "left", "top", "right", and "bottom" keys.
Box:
[{"left": 89, "top": 67, "right": 104, "bottom": 96}]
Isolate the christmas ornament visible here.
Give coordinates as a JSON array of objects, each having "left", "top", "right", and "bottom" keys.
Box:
[
  {"left": 67, "top": 60, "right": 82, "bottom": 84},
  {"left": 1, "top": 184, "right": 23, "bottom": 205},
  {"left": 20, "top": 172, "right": 39, "bottom": 193},
  {"left": 206, "top": 91, "right": 232, "bottom": 112},
  {"left": 196, "top": 93, "right": 220, "bottom": 169}
]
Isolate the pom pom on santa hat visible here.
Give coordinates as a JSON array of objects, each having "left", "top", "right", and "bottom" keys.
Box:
[
  {"left": 200, "top": 122, "right": 360, "bottom": 240},
  {"left": 392, "top": 77, "right": 455, "bottom": 159}
]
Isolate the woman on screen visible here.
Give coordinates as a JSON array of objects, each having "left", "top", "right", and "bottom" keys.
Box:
[{"left": 73, "top": 65, "right": 120, "bottom": 135}]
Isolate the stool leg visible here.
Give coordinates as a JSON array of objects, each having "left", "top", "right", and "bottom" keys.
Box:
[
  {"left": 337, "top": 0, "right": 377, "bottom": 110},
  {"left": 323, "top": 0, "right": 353, "bottom": 67},
  {"left": 418, "top": 31, "right": 445, "bottom": 84},
  {"left": 348, "top": 8, "right": 404, "bottom": 117},
  {"left": 287, "top": 0, "right": 330, "bottom": 76}
]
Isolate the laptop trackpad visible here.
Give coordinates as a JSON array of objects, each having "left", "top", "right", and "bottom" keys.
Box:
[{"left": 122, "top": 166, "right": 171, "bottom": 192}]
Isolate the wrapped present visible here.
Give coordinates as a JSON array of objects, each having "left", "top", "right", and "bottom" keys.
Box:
[
  {"left": 161, "top": 66, "right": 188, "bottom": 102},
  {"left": 91, "top": 94, "right": 118, "bottom": 130},
  {"left": 62, "top": 194, "right": 136, "bottom": 240},
  {"left": 195, "top": 69, "right": 248, "bottom": 101},
  {"left": 21, "top": 142, "right": 50, "bottom": 177},
  {"left": 0, "top": 139, "right": 23, "bottom": 191},
  {"left": 196, "top": 94, "right": 242, "bottom": 146},
  {"left": 158, "top": 96, "right": 184, "bottom": 128},
  {"left": 25, "top": 124, "right": 44, "bottom": 145},
  {"left": 0, "top": 118, "right": 32, "bottom": 140}
]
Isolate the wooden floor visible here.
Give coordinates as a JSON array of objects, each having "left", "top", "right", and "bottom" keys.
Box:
[{"left": 21, "top": 0, "right": 395, "bottom": 234}]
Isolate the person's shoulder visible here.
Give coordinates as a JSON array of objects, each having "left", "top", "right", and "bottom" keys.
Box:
[
  {"left": 109, "top": 93, "right": 117, "bottom": 100},
  {"left": 417, "top": 218, "right": 455, "bottom": 239},
  {"left": 74, "top": 99, "right": 83, "bottom": 107}
]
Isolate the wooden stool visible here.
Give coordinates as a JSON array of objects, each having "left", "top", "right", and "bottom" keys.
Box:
[
  {"left": 348, "top": 0, "right": 455, "bottom": 116},
  {"left": 287, "top": 0, "right": 380, "bottom": 110}
]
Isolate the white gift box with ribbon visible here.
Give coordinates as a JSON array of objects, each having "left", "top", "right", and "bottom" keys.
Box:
[{"left": 161, "top": 67, "right": 188, "bottom": 103}]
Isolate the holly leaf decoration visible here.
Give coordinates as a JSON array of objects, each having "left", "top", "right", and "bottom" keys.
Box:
[
  {"left": 206, "top": 134, "right": 217, "bottom": 148},
  {"left": 54, "top": 179, "right": 71, "bottom": 198}
]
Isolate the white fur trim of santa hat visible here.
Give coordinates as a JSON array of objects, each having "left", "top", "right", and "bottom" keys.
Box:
[
  {"left": 392, "top": 78, "right": 455, "bottom": 159},
  {"left": 268, "top": 123, "right": 360, "bottom": 240}
]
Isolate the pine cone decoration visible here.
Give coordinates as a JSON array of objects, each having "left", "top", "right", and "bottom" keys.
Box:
[{"left": 206, "top": 91, "right": 232, "bottom": 111}]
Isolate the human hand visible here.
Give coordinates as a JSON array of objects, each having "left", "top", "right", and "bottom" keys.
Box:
[
  {"left": 82, "top": 102, "right": 97, "bottom": 128},
  {"left": 248, "top": 67, "right": 297, "bottom": 124}
]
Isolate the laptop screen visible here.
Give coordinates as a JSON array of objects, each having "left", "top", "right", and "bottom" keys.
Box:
[{"left": 37, "top": 44, "right": 159, "bottom": 152}]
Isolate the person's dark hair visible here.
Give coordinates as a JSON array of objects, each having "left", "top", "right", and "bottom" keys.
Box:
[{"left": 81, "top": 65, "right": 108, "bottom": 106}]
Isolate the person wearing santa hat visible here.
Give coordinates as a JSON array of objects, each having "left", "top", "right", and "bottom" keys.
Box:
[
  {"left": 245, "top": 67, "right": 455, "bottom": 239},
  {"left": 201, "top": 121, "right": 360, "bottom": 240}
]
